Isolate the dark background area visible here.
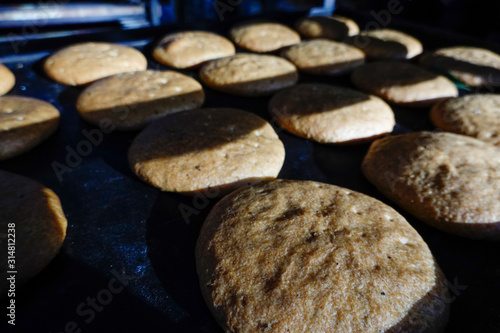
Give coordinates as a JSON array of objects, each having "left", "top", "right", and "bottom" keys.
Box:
[
  {"left": 337, "top": 0, "right": 500, "bottom": 44},
  {"left": 0, "top": 0, "right": 499, "bottom": 43}
]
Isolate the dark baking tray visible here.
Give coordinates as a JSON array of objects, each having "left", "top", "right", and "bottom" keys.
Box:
[{"left": 1, "top": 12, "right": 499, "bottom": 333}]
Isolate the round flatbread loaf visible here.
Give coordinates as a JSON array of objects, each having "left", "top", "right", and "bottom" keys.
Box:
[
  {"left": 351, "top": 62, "right": 458, "bottom": 107},
  {"left": 44, "top": 42, "right": 147, "bottom": 86},
  {"left": 430, "top": 94, "right": 500, "bottom": 146},
  {"left": 0, "top": 96, "right": 60, "bottom": 160},
  {"left": 0, "top": 63, "right": 15, "bottom": 96},
  {"left": 419, "top": 46, "right": 500, "bottom": 87},
  {"left": 229, "top": 22, "right": 300, "bottom": 53},
  {"left": 128, "top": 108, "right": 285, "bottom": 194},
  {"left": 76, "top": 70, "right": 204, "bottom": 131},
  {"left": 280, "top": 39, "right": 365, "bottom": 75},
  {"left": 295, "top": 15, "right": 359, "bottom": 40},
  {"left": 362, "top": 131, "right": 500, "bottom": 239},
  {"left": 153, "top": 31, "right": 235, "bottom": 69},
  {"left": 0, "top": 170, "right": 67, "bottom": 294},
  {"left": 196, "top": 179, "right": 449, "bottom": 333},
  {"left": 268, "top": 84, "right": 394, "bottom": 143},
  {"left": 200, "top": 54, "right": 298, "bottom": 96},
  {"left": 344, "top": 29, "right": 423, "bottom": 60}
]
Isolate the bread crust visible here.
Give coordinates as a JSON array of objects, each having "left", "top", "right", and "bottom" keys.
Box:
[
  {"left": 420, "top": 46, "right": 500, "bottom": 87},
  {"left": 268, "top": 83, "right": 395, "bottom": 143},
  {"left": 0, "top": 170, "right": 67, "bottom": 294},
  {"left": 0, "top": 96, "right": 60, "bottom": 160},
  {"left": 351, "top": 62, "right": 458, "bottom": 107},
  {"left": 362, "top": 131, "right": 500, "bottom": 239},
  {"left": 44, "top": 42, "right": 147, "bottom": 86},
  {"left": 200, "top": 54, "right": 298, "bottom": 96},
  {"left": 0, "top": 63, "right": 15, "bottom": 96},
  {"left": 153, "top": 31, "right": 235, "bottom": 69},
  {"left": 430, "top": 94, "right": 500, "bottom": 146},
  {"left": 281, "top": 39, "right": 365, "bottom": 75},
  {"left": 196, "top": 179, "right": 449, "bottom": 332},
  {"left": 77, "top": 70, "right": 204, "bottom": 131},
  {"left": 295, "top": 15, "right": 359, "bottom": 40},
  {"left": 229, "top": 22, "right": 300, "bottom": 53},
  {"left": 128, "top": 108, "right": 285, "bottom": 194},
  {"left": 344, "top": 29, "right": 423, "bottom": 60}
]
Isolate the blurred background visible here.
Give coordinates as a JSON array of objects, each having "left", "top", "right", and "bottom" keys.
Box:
[
  {"left": 338, "top": 0, "right": 500, "bottom": 43},
  {"left": 0, "top": 0, "right": 499, "bottom": 47}
]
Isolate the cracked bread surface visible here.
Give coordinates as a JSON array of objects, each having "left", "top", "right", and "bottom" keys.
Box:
[
  {"left": 362, "top": 131, "right": 500, "bottom": 239},
  {"left": 430, "top": 94, "right": 500, "bottom": 146},
  {"left": 196, "top": 179, "right": 449, "bottom": 332}
]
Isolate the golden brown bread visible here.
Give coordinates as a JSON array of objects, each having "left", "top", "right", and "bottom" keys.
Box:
[
  {"left": 351, "top": 62, "right": 458, "bottom": 107},
  {"left": 0, "top": 96, "right": 60, "bottom": 160},
  {"left": 419, "top": 46, "right": 500, "bottom": 87},
  {"left": 294, "top": 15, "right": 359, "bottom": 40},
  {"left": 196, "top": 179, "right": 449, "bottom": 332},
  {"left": 280, "top": 39, "right": 365, "bottom": 75},
  {"left": 0, "top": 170, "right": 67, "bottom": 294},
  {"left": 229, "top": 22, "right": 300, "bottom": 53},
  {"left": 200, "top": 54, "right": 298, "bottom": 96},
  {"left": 0, "top": 63, "right": 15, "bottom": 96},
  {"left": 430, "top": 94, "right": 500, "bottom": 146},
  {"left": 268, "top": 83, "right": 395, "bottom": 143},
  {"left": 76, "top": 70, "right": 204, "bottom": 131},
  {"left": 344, "top": 29, "right": 423, "bottom": 60},
  {"left": 128, "top": 108, "right": 285, "bottom": 194},
  {"left": 153, "top": 31, "right": 235, "bottom": 69},
  {"left": 362, "top": 131, "right": 500, "bottom": 239},
  {"left": 44, "top": 42, "right": 147, "bottom": 86}
]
